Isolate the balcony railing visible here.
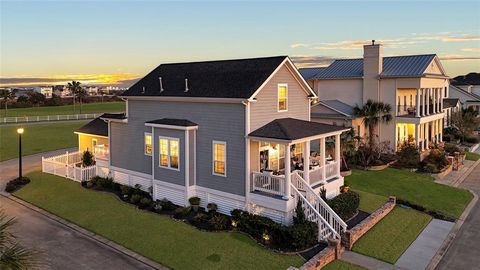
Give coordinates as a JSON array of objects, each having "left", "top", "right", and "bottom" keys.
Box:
[
  {"left": 94, "top": 144, "right": 109, "bottom": 160},
  {"left": 397, "top": 105, "right": 442, "bottom": 117}
]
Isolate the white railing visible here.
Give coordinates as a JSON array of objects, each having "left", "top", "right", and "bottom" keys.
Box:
[
  {"left": 0, "top": 113, "right": 104, "bottom": 124},
  {"left": 94, "top": 144, "right": 109, "bottom": 160},
  {"left": 309, "top": 166, "right": 324, "bottom": 185},
  {"left": 251, "top": 172, "right": 285, "bottom": 196},
  {"left": 325, "top": 161, "right": 338, "bottom": 180},
  {"left": 42, "top": 151, "right": 97, "bottom": 182},
  {"left": 291, "top": 171, "right": 347, "bottom": 240}
]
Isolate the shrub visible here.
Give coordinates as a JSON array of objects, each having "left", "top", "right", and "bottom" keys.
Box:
[
  {"left": 193, "top": 213, "right": 208, "bottom": 224},
  {"left": 188, "top": 196, "right": 201, "bottom": 206},
  {"left": 173, "top": 207, "right": 191, "bottom": 219},
  {"left": 120, "top": 185, "right": 132, "bottom": 196},
  {"left": 419, "top": 148, "right": 449, "bottom": 173},
  {"left": 327, "top": 191, "right": 360, "bottom": 220},
  {"left": 86, "top": 181, "right": 94, "bottom": 188},
  {"left": 396, "top": 141, "right": 420, "bottom": 168},
  {"left": 207, "top": 203, "right": 218, "bottom": 213},
  {"left": 129, "top": 194, "right": 142, "bottom": 205},
  {"left": 139, "top": 197, "right": 152, "bottom": 209},
  {"left": 208, "top": 215, "right": 229, "bottom": 231},
  {"left": 293, "top": 200, "right": 307, "bottom": 225},
  {"left": 95, "top": 177, "right": 113, "bottom": 189},
  {"left": 81, "top": 150, "right": 95, "bottom": 167},
  {"left": 5, "top": 182, "right": 17, "bottom": 193},
  {"left": 4, "top": 177, "right": 30, "bottom": 193},
  {"left": 465, "top": 136, "right": 479, "bottom": 144},
  {"left": 153, "top": 201, "right": 163, "bottom": 213},
  {"left": 444, "top": 143, "right": 464, "bottom": 156},
  {"left": 160, "top": 199, "right": 176, "bottom": 211}
]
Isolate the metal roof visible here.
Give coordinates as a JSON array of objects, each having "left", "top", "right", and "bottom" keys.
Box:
[
  {"left": 305, "top": 54, "right": 437, "bottom": 79},
  {"left": 298, "top": 67, "right": 328, "bottom": 80},
  {"left": 318, "top": 100, "right": 355, "bottom": 116}
]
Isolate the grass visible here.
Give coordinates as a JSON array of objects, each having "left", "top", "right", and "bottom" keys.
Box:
[
  {"left": 466, "top": 152, "right": 480, "bottom": 161},
  {"left": 355, "top": 190, "right": 388, "bottom": 214},
  {"left": 1, "top": 102, "right": 125, "bottom": 117},
  {"left": 345, "top": 168, "right": 473, "bottom": 218},
  {"left": 323, "top": 260, "right": 366, "bottom": 270},
  {"left": 352, "top": 207, "right": 432, "bottom": 264},
  {"left": 0, "top": 122, "right": 86, "bottom": 161},
  {"left": 14, "top": 172, "right": 304, "bottom": 270}
]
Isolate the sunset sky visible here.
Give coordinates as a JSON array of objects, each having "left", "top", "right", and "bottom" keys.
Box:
[{"left": 1, "top": 1, "right": 479, "bottom": 88}]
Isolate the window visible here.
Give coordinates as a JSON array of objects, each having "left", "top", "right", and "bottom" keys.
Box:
[
  {"left": 278, "top": 84, "right": 288, "bottom": 111},
  {"left": 397, "top": 98, "right": 401, "bottom": 112},
  {"left": 159, "top": 137, "right": 179, "bottom": 170},
  {"left": 144, "top": 133, "right": 152, "bottom": 156},
  {"left": 278, "top": 144, "right": 285, "bottom": 170},
  {"left": 213, "top": 141, "right": 226, "bottom": 176}
]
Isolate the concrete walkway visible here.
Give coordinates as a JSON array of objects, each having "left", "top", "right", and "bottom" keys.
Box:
[
  {"left": 395, "top": 219, "right": 454, "bottom": 270},
  {"left": 342, "top": 251, "right": 404, "bottom": 270},
  {"left": 435, "top": 160, "right": 476, "bottom": 186}
]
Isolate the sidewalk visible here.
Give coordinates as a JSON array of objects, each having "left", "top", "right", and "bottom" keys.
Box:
[
  {"left": 435, "top": 159, "right": 477, "bottom": 187},
  {"left": 342, "top": 251, "right": 404, "bottom": 270}
]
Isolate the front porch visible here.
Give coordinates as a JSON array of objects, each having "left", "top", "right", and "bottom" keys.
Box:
[{"left": 396, "top": 116, "right": 444, "bottom": 152}]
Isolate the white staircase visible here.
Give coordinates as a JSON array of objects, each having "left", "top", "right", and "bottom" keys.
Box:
[{"left": 290, "top": 171, "right": 347, "bottom": 241}]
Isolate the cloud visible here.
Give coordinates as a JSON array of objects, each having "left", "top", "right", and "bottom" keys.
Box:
[
  {"left": 462, "top": 48, "right": 480, "bottom": 52},
  {"left": 438, "top": 54, "right": 480, "bottom": 61},
  {"left": 290, "top": 43, "right": 310, "bottom": 48},
  {"left": 443, "top": 35, "right": 480, "bottom": 42},
  {"left": 290, "top": 55, "right": 339, "bottom": 68},
  {"left": 0, "top": 73, "right": 141, "bottom": 88},
  {"left": 413, "top": 32, "right": 480, "bottom": 42}
]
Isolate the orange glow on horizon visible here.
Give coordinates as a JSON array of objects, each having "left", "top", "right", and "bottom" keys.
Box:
[{"left": 0, "top": 73, "right": 140, "bottom": 88}]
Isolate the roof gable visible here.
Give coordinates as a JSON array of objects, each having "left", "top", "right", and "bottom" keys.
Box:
[
  {"left": 75, "top": 117, "right": 108, "bottom": 137},
  {"left": 122, "top": 56, "right": 288, "bottom": 99}
]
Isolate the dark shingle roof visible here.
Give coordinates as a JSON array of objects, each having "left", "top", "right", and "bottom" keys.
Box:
[
  {"left": 248, "top": 118, "right": 347, "bottom": 141},
  {"left": 443, "top": 98, "right": 460, "bottom": 109},
  {"left": 299, "top": 67, "right": 328, "bottom": 80},
  {"left": 145, "top": 118, "right": 198, "bottom": 127},
  {"left": 305, "top": 54, "right": 437, "bottom": 79},
  {"left": 101, "top": 113, "right": 127, "bottom": 120},
  {"left": 76, "top": 117, "right": 108, "bottom": 137},
  {"left": 122, "top": 56, "right": 288, "bottom": 98}
]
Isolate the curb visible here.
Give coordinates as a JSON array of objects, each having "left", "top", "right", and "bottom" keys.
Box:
[
  {"left": 0, "top": 192, "right": 168, "bottom": 270},
  {"left": 426, "top": 187, "right": 479, "bottom": 269}
]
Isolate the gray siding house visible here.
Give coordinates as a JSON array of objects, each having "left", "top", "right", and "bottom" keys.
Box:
[{"left": 95, "top": 56, "right": 349, "bottom": 240}]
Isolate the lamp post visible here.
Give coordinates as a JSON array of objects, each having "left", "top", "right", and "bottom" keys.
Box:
[{"left": 17, "top": 128, "right": 24, "bottom": 179}]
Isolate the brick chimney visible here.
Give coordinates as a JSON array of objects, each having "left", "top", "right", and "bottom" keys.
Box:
[{"left": 363, "top": 40, "right": 382, "bottom": 101}]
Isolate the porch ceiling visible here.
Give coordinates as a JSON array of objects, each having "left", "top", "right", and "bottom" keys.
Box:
[{"left": 248, "top": 117, "right": 348, "bottom": 142}]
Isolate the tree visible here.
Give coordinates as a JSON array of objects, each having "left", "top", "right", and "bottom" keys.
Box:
[
  {"left": 451, "top": 108, "right": 480, "bottom": 142},
  {"left": 75, "top": 87, "right": 87, "bottom": 114},
  {"left": 0, "top": 211, "right": 42, "bottom": 269},
  {"left": 0, "top": 89, "right": 15, "bottom": 117},
  {"left": 67, "top": 81, "right": 82, "bottom": 113},
  {"left": 353, "top": 99, "right": 393, "bottom": 147},
  {"left": 340, "top": 128, "right": 356, "bottom": 171},
  {"left": 27, "top": 92, "right": 46, "bottom": 107},
  {"left": 82, "top": 150, "right": 95, "bottom": 167}
]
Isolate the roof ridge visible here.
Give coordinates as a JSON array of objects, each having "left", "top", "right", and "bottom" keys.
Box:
[{"left": 160, "top": 55, "right": 287, "bottom": 66}]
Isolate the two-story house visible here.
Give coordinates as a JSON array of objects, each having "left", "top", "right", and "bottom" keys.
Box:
[
  {"left": 80, "top": 56, "right": 349, "bottom": 240},
  {"left": 300, "top": 42, "right": 450, "bottom": 152}
]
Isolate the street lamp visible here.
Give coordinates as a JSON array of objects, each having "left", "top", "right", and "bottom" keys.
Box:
[{"left": 17, "top": 128, "right": 24, "bottom": 179}]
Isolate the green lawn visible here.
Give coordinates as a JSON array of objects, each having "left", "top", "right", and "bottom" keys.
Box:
[
  {"left": 0, "top": 122, "right": 86, "bottom": 161},
  {"left": 14, "top": 172, "right": 304, "bottom": 270},
  {"left": 466, "top": 152, "right": 480, "bottom": 161},
  {"left": 355, "top": 190, "right": 388, "bottom": 214},
  {"left": 352, "top": 207, "right": 432, "bottom": 264},
  {"left": 323, "top": 260, "right": 366, "bottom": 270},
  {"left": 2, "top": 102, "right": 125, "bottom": 117},
  {"left": 345, "top": 168, "right": 473, "bottom": 218}
]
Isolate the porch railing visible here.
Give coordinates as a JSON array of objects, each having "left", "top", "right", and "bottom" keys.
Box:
[
  {"left": 251, "top": 172, "right": 285, "bottom": 196},
  {"left": 325, "top": 162, "right": 337, "bottom": 180},
  {"left": 42, "top": 151, "right": 97, "bottom": 182}
]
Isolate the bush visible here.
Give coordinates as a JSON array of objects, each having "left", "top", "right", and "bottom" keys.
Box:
[
  {"left": 4, "top": 177, "right": 30, "bottom": 193},
  {"left": 208, "top": 215, "right": 229, "bottom": 231},
  {"left": 139, "top": 197, "right": 152, "bottom": 209},
  {"left": 129, "top": 194, "right": 142, "bottom": 205},
  {"left": 82, "top": 150, "right": 95, "bottom": 167},
  {"left": 160, "top": 199, "right": 176, "bottom": 211},
  {"left": 419, "top": 148, "right": 449, "bottom": 173},
  {"left": 207, "top": 203, "right": 218, "bottom": 213},
  {"left": 93, "top": 177, "right": 113, "bottom": 189},
  {"left": 465, "top": 136, "right": 479, "bottom": 144},
  {"left": 120, "top": 185, "right": 132, "bottom": 196},
  {"left": 444, "top": 143, "right": 464, "bottom": 156},
  {"left": 86, "top": 181, "right": 94, "bottom": 188},
  {"left": 193, "top": 213, "right": 208, "bottom": 223},
  {"left": 189, "top": 196, "right": 201, "bottom": 206},
  {"left": 173, "top": 207, "right": 191, "bottom": 219},
  {"left": 327, "top": 191, "right": 360, "bottom": 220},
  {"left": 5, "top": 182, "right": 17, "bottom": 193},
  {"left": 153, "top": 201, "right": 163, "bottom": 213},
  {"left": 396, "top": 141, "right": 420, "bottom": 168}
]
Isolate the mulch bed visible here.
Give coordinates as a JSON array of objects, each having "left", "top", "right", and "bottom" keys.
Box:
[
  {"left": 346, "top": 210, "right": 370, "bottom": 229},
  {"left": 299, "top": 242, "right": 328, "bottom": 261}
]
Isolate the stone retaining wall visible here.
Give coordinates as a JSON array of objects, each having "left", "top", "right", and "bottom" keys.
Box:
[
  {"left": 297, "top": 239, "right": 342, "bottom": 270},
  {"left": 342, "top": 196, "right": 396, "bottom": 250}
]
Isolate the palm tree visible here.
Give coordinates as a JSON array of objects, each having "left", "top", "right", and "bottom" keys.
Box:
[
  {"left": 75, "top": 87, "right": 87, "bottom": 114},
  {"left": 0, "top": 210, "right": 43, "bottom": 269},
  {"left": 353, "top": 99, "right": 393, "bottom": 147},
  {"left": 67, "top": 81, "right": 82, "bottom": 113},
  {"left": 0, "top": 89, "right": 15, "bottom": 117}
]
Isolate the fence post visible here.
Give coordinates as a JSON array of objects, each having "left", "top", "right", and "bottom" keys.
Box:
[{"left": 41, "top": 157, "right": 44, "bottom": 172}]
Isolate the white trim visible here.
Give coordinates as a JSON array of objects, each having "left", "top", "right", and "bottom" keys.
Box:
[
  {"left": 249, "top": 58, "right": 288, "bottom": 100},
  {"left": 144, "top": 132, "right": 152, "bottom": 156},
  {"left": 151, "top": 127, "right": 155, "bottom": 181},
  {"left": 108, "top": 121, "right": 112, "bottom": 167},
  {"left": 277, "top": 83, "right": 288, "bottom": 112},
  {"left": 158, "top": 136, "right": 180, "bottom": 171},
  {"left": 74, "top": 132, "right": 108, "bottom": 138},
  {"left": 152, "top": 178, "right": 186, "bottom": 190},
  {"left": 145, "top": 123, "right": 198, "bottom": 130},
  {"left": 185, "top": 130, "right": 190, "bottom": 204},
  {"left": 194, "top": 130, "right": 197, "bottom": 186},
  {"left": 248, "top": 128, "right": 349, "bottom": 145},
  {"left": 101, "top": 118, "right": 128, "bottom": 123},
  {"left": 124, "top": 96, "right": 247, "bottom": 104},
  {"left": 212, "top": 140, "right": 227, "bottom": 177},
  {"left": 244, "top": 101, "right": 251, "bottom": 205},
  {"left": 194, "top": 185, "right": 245, "bottom": 202},
  {"left": 110, "top": 165, "right": 152, "bottom": 179},
  {"left": 285, "top": 57, "right": 317, "bottom": 97}
]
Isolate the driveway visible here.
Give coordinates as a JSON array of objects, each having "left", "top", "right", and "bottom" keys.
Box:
[
  {"left": 0, "top": 150, "right": 159, "bottom": 270},
  {"left": 437, "top": 163, "right": 480, "bottom": 270}
]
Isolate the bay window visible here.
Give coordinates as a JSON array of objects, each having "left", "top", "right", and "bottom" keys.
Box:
[{"left": 159, "top": 137, "right": 179, "bottom": 170}]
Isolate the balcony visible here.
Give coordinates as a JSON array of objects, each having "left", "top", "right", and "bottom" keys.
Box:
[{"left": 397, "top": 104, "right": 440, "bottom": 118}]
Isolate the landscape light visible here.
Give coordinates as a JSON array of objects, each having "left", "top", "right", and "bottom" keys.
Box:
[{"left": 17, "top": 128, "right": 24, "bottom": 134}]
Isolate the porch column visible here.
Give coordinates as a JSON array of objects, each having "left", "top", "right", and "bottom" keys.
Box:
[
  {"left": 415, "top": 124, "right": 420, "bottom": 149},
  {"left": 283, "top": 143, "right": 291, "bottom": 200},
  {"left": 433, "top": 88, "right": 437, "bottom": 113},
  {"left": 437, "top": 88, "right": 441, "bottom": 113},
  {"left": 320, "top": 137, "right": 326, "bottom": 183},
  {"left": 421, "top": 89, "right": 426, "bottom": 116},
  {"left": 303, "top": 140, "right": 310, "bottom": 183},
  {"left": 416, "top": 89, "right": 421, "bottom": 117},
  {"left": 440, "top": 88, "right": 444, "bottom": 111},
  {"left": 440, "top": 120, "right": 443, "bottom": 142},
  {"left": 335, "top": 134, "right": 341, "bottom": 177},
  {"left": 426, "top": 88, "right": 430, "bottom": 115},
  {"left": 425, "top": 122, "right": 430, "bottom": 149}
]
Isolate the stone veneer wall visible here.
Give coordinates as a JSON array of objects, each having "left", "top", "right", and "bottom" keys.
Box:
[
  {"left": 342, "top": 196, "right": 396, "bottom": 250},
  {"left": 297, "top": 239, "right": 342, "bottom": 270}
]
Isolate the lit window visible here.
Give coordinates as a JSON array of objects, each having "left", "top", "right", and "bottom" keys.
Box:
[
  {"left": 213, "top": 141, "right": 226, "bottom": 176},
  {"left": 159, "top": 137, "right": 179, "bottom": 170},
  {"left": 144, "top": 133, "right": 152, "bottom": 156},
  {"left": 278, "top": 84, "right": 288, "bottom": 111}
]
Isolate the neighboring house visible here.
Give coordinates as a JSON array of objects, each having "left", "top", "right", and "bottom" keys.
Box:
[
  {"left": 443, "top": 98, "right": 460, "bottom": 127},
  {"left": 80, "top": 56, "right": 349, "bottom": 240},
  {"left": 448, "top": 84, "right": 480, "bottom": 111},
  {"left": 84, "top": 85, "right": 99, "bottom": 96},
  {"left": 451, "top": 72, "right": 480, "bottom": 96},
  {"left": 33, "top": 86, "right": 53, "bottom": 98},
  {"left": 75, "top": 116, "right": 111, "bottom": 160},
  {"left": 300, "top": 42, "right": 449, "bottom": 151}
]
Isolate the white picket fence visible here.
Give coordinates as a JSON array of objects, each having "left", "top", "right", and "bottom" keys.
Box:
[
  {"left": 42, "top": 151, "right": 97, "bottom": 182},
  {"left": 1, "top": 113, "right": 103, "bottom": 124}
]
